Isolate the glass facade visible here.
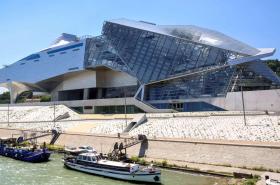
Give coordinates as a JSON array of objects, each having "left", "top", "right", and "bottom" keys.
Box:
[
  {"left": 95, "top": 22, "right": 241, "bottom": 84},
  {"left": 152, "top": 102, "right": 225, "bottom": 112},
  {"left": 87, "top": 86, "right": 137, "bottom": 99},
  {"left": 145, "top": 66, "right": 234, "bottom": 100},
  {"left": 83, "top": 19, "right": 280, "bottom": 111}
]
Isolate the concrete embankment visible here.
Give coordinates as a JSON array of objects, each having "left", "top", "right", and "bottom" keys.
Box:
[
  {"left": 1, "top": 127, "right": 280, "bottom": 171},
  {"left": 56, "top": 132, "right": 280, "bottom": 171}
]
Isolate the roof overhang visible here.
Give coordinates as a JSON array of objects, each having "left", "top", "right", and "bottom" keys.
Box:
[{"left": 228, "top": 48, "right": 276, "bottom": 66}]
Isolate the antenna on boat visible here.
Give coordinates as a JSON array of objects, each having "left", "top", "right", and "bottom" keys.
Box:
[
  {"left": 7, "top": 103, "right": 10, "bottom": 127},
  {"left": 53, "top": 102, "right": 56, "bottom": 128}
]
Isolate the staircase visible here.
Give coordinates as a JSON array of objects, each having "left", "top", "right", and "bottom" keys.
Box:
[
  {"left": 123, "top": 135, "right": 146, "bottom": 149},
  {"left": 49, "top": 129, "right": 61, "bottom": 145}
]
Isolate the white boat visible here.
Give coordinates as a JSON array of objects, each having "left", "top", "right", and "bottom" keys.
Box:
[
  {"left": 266, "top": 179, "right": 280, "bottom": 185},
  {"left": 64, "top": 153, "right": 161, "bottom": 183},
  {"left": 64, "top": 146, "right": 96, "bottom": 155},
  {"left": 265, "top": 176, "right": 280, "bottom": 185}
]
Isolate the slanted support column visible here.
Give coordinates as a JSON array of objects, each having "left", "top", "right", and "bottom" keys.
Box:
[
  {"left": 134, "top": 84, "right": 145, "bottom": 101},
  {"left": 141, "top": 85, "right": 145, "bottom": 101}
]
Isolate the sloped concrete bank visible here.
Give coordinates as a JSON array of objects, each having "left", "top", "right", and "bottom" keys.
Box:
[
  {"left": 55, "top": 132, "right": 280, "bottom": 171},
  {"left": 1, "top": 128, "right": 280, "bottom": 171}
]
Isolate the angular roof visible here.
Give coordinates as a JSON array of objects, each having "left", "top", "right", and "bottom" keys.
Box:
[
  {"left": 50, "top": 33, "right": 79, "bottom": 48},
  {"left": 108, "top": 18, "right": 260, "bottom": 56}
]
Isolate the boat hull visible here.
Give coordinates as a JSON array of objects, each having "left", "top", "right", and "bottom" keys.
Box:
[
  {"left": 0, "top": 146, "right": 51, "bottom": 163},
  {"left": 64, "top": 161, "right": 161, "bottom": 183}
]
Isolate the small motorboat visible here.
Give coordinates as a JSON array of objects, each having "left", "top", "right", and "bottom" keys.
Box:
[
  {"left": 265, "top": 176, "right": 280, "bottom": 185},
  {"left": 64, "top": 152, "right": 161, "bottom": 183},
  {"left": 0, "top": 138, "right": 51, "bottom": 163},
  {"left": 64, "top": 145, "right": 96, "bottom": 155}
]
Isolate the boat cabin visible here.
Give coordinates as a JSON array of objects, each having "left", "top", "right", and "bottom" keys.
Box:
[
  {"left": 76, "top": 153, "right": 140, "bottom": 173},
  {"left": 77, "top": 153, "right": 101, "bottom": 163}
]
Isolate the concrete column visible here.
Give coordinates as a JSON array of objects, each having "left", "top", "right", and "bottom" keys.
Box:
[
  {"left": 83, "top": 88, "right": 89, "bottom": 100},
  {"left": 8, "top": 82, "right": 17, "bottom": 104}
]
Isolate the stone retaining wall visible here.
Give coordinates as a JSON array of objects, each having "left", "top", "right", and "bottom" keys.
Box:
[
  {"left": 1, "top": 128, "right": 279, "bottom": 170},
  {"left": 56, "top": 132, "right": 280, "bottom": 170}
]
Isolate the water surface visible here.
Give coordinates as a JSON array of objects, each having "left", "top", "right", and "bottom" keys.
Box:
[{"left": 0, "top": 154, "right": 227, "bottom": 185}]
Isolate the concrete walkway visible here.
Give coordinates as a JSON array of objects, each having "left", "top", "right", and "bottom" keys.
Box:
[
  {"left": 145, "top": 157, "right": 264, "bottom": 176},
  {"left": 145, "top": 158, "right": 280, "bottom": 185}
]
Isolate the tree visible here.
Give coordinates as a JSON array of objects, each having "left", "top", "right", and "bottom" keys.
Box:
[
  {"left": 266, "top": 59, "right": 280, "bottom": 76},
  {"left": 0, "top": 91, "right": 10, "bottom": 104}
]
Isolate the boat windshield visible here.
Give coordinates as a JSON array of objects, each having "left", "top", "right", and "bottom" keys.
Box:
[
  {"left": 96, "top": 155, "right": 101, "bottom": 160},
  {"left": 77, "top": 154, "right": 98, "bottom": 162}
]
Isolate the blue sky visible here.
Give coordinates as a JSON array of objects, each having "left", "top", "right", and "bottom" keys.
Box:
[{"left": 0, "top": 0, "right": 279, "bottom": 67}]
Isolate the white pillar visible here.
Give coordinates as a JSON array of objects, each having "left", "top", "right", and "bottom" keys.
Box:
[{"left": 8, "top": 82, "right": 17, "bottom": 104}]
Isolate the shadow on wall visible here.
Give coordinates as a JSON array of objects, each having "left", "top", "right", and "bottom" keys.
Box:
[{"left": 138, "top": 138, "right": 148, "bottom": 157}]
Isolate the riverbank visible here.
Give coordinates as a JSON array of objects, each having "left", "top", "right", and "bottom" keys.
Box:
[{"left": 1, "top": 127, "right": 279, "bottom": 182}]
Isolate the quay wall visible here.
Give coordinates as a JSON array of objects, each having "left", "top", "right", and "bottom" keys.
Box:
[
  {"left": 56, "top": 132, "right": 280, "bottom": 170},
  {"left": 1, "top": 128, "right": 279, "bottom": 170}
]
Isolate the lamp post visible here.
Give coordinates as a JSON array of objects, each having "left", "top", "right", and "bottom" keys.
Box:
[
  {"left": 6, "top": 78, "right": 11, "bottom": 127},
  {"left": 240, "top": 68, "right": 247, "bottom": 126},
  {"left": 124, "top": 89, "right": 127, "bottom": 127}
]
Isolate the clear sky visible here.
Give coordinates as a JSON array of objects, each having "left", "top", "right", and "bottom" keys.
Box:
[{"left": 0, "top": 0, "right": 279, "bottom": 67}]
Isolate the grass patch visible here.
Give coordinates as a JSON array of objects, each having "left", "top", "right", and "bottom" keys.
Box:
[
  {"left": 222, "top": 163, "right": 232, "bottom": 167},
  {"left": 45, "top": 144, "right": 64, "bottom": 151},
  {"left": 251, "top": 166, "right": 266, "bottom": 171},
  {"left": 242, "top": 178, "right": 259, "bottom": 185},
  {"left": 139, "top": 158, "right": 147, "bottom": 165}
]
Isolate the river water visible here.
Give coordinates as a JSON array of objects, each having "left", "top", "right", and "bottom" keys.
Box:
[{"left": 0, "top": 154, "right": 228, "bottom": 185}]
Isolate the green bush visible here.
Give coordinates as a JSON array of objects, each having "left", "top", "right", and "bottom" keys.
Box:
[
  {"left": 153, "top": 161, "right": 162, "bottom": 166},
  {"left": 161, "top": 160, "right": 168, "bottom": 167},
  {"left": 130, "top": 156, "right": 140, "bottom": 163},
  {"left": 45, "top": 144, "right": 64, "bottom": 151},
  {"left": 243, "top": 179, "right": 258, "bottom": 185},
  {"left": 20, "top": 141, "right": 31, "bottom": 147},
  {"left": 40, "top": 95, "right": 51, "bottom": 102},
  {"left": 139, "top": 158, "right": 147, "bottom": 165}
]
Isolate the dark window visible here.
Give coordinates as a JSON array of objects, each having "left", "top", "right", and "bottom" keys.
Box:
[
  {"left": 47, "top": 43, "right": 83, "bottom": 54},
  {"left": 68, "top": 67, "right": 79, "bottom": 71},
  {"left": 84, "top": 106, "right": 93, "bottom": 110},
  {"left": 58, "top": 89, "right": 84, "bottom": 101}
]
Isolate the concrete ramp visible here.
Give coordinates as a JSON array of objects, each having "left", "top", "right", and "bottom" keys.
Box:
[{"left": 132, "top": 98, "right": 176, "bottom": 113}]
